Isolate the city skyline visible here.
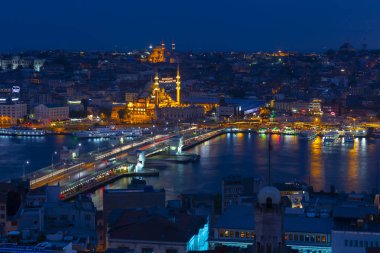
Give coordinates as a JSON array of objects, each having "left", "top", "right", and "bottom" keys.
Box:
[{"left": 1, "top": 0, "right": 380, "bottom": 52}]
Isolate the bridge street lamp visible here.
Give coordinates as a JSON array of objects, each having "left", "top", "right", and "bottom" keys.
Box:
[{"left": 22, "top": 160, "right": 30, "bottom": 181}]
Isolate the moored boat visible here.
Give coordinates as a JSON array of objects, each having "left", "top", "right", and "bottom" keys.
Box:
[
  {"left": 299, "top": 129, "right": 317, "bottom": 140},
  {"left": 343, "top": 132, "right": 354, "bottom": 143},
  {"left": 0, "top": 127, "right": 46, "bottom": 136},
  {"left": 282, "top": 126, "right": 298, "bottom": 135},
  {"left": 323, "top": 130, "right": 340, "bottom": 144}
]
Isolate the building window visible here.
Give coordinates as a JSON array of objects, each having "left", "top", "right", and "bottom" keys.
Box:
[
  {"left": 354, "top": 240, "right": 358, "bottom": 247},
  {"left": 284, "top": 234, "right": 289, "bottom": 241},
  {"left": 300, "top": 234, "right": 304, "bottom": 242},
  {"left": 240, "top": 232, "right": 245, "bottom": 238},
  {"left": 230, "top": 231, "right": 234, "bottom": 237},
  {"left": 294, "top": 234, "right": 298, "bottom": 241},
  {"left": 349, "top": 240, "right": 353, "bottom": 247},
  {"left": 142, "top": 248, "right": 153, "bottom": 253},
  {"left": 321, "top": 235, "right": 326, "bottom": 243},
  {"left": 344, "top": 240, "right": 348, "bottom": 246},
  {"left": 224, "top": 230, "right": 229, "bottom": 237},
  {"left": 289, "top": 234, "right": 293, "bottom": 241},
  {"left": 246, "top": 232, "right": 250, "bottom": 238},
  {"left": 316, "top": 235, "right": 320, "bottom": 242},
  {"left": 235, "top": 231, "right": 239, "bottom": 238},
  {"left": 360, "top": 241, "right": 363, "bottom": 247},
  {"left": 251, "top": 232, "right": 255, "bottom": 239}
]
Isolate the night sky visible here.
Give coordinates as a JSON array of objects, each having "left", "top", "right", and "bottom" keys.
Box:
[{"left": 1, "top": 0, "right": 379, "bottom": 52}]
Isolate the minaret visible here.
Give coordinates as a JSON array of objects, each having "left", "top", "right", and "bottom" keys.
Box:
[
  {"left": 171, "top": 41, "right": 175, "bottom": 51},
  {"left": 154, "top": 72, "right": 160, "bottom": 105},
  {"left": 161, "top": 40, "right": 165, "bottom": 50},
  {"left": 176, "top": 64, "right": 181, "bottom": 105}
]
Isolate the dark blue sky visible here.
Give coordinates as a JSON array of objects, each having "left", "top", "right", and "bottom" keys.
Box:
[{"left": 1, "top": 0, "right": 379, "bottom": 52}]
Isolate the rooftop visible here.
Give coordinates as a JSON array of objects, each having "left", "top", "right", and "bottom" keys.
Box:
[{"left": 109, "top": 213, "right": 206, "bottom": 243}]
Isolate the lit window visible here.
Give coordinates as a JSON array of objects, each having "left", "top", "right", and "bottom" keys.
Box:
[
  {"left": 322, "top": 235, "right": 326, "bottom": 243},
  {"left": 251, "top": 232, "right": 255, "bottom": 239},
  {"left": 240, "top": 232, "right": 245, "bottom": 238},
  {"left": 284, "top": 234, "right": 289, "bottom": 241},
  {"left": 224, "top": 231, "right": 229, "bottom": 237}
]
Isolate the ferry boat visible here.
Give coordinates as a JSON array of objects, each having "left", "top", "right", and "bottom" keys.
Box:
[
  {"left": 353, "top": 128, "right": 367, "bottom": 138},
  {"left": 282, "top": 127, "right": 297, "bottom": 135},
  {"left": 299, "top": 129, "right": 317, "bottom": 140},
  {"left": 323, "top": 130, "right": 340, "bottom": 144},
  {"left": 270, "top": 127, "right": 281, "bottom": 134},
  {"left": 258, "top": 128, "right": 268, "bottom": 134},
  {"left": 343, "top": 132, "right": 355, "bottom": 143},
  {"left": 0, "top": 127, "right": 46, "bottom": 136}
]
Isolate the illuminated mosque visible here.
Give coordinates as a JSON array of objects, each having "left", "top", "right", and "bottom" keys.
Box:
[
  {"left": 145, "top": 41, "right": 176, "bottom": 64},
  {"left": 126, "top": 65, "right": 204, "bottom": 123}
]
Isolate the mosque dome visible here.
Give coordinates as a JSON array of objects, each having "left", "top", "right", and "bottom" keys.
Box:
[{"left": 258, "top": 186, "right": 281, "bottom": 206}]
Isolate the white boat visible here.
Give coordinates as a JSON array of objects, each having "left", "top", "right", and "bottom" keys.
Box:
[
  {"left": 343, "top": 132, "right": 354, "bottom": 143},
  {"left": 299, "top": 129, "right": 317, "bottom": 140},
  {"left": 282, "top": 127, "right": 298, "bottom": 135},
  {"left": 354, "top": 128, "right": 367, "bottom": 138},
  {"left": 0, "top": 127, "right": 46, "bottom": 136},
  {"left": 323, "top": 130, "right": 340, "bottom": 144}
]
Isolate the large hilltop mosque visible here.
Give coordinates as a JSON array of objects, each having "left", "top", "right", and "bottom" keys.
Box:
[{"left": 143, "top": 41, "right": 176, "bottom": 64}]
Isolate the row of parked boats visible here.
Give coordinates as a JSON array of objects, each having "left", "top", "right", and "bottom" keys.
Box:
[{"left": 256, "top": 127, "right": 370, "bottom": 143}]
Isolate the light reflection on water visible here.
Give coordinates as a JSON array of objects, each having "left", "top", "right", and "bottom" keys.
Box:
[
  {"left": 0, "top": 134, "right": 378, "bottom": 210},
  {"left": 89, "top": 133, "right": 380, "bottom": 210}
]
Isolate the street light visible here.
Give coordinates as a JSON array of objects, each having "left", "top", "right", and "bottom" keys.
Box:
[
  {"left": 78, "top": 143, "right": 82, "bottom": 157},
  {"left": 51, "top": 151, "right": 57, "bottom": 169},
  {"left": 22, "top": 160, "right": 30, "bottom": 181}
]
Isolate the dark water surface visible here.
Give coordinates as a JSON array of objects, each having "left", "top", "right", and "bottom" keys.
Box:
[
  {"left": 90, "top": 133, "right": 380, "bottom": 209},
  {"left": 1, "top": 133, "right": 379, "bottom": 210}
]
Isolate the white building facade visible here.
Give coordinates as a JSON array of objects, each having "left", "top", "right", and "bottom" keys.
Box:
[
  {"left": 33, "top": 104, "right": 69, "bottom": 122},
  {"left": 0, "top": 103, "right": 27, "bottom": 124}
]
